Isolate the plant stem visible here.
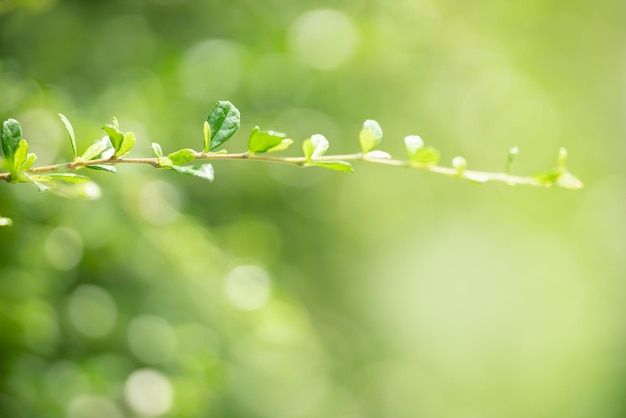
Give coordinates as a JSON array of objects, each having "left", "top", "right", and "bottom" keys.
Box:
[{"left": 0, "top": 152, "right": 546, "bottom": 187}]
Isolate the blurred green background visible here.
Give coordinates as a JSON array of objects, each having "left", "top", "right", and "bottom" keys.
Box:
[{"left": 0, "top": 0, "right": 624, "bottom": 417}]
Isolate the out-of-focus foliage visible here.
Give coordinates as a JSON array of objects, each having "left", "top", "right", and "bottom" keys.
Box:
[{"left": 0, "top": 0, "right": 624, "bottom": 417}]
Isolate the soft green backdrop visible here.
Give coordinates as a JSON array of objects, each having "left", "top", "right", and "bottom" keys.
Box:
[{"left": 1, "top": 0, "right": 624, "bottom": 417}]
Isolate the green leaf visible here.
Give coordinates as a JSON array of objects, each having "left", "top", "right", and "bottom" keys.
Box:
[
  {"left": 203, "top": 121, "right": 211, "bottom": 153},
  {"left": 248, "top": 126, "right": 292, "bottom": 154},
  {"left": 167, "top": 148, "right": 197, "bottom": 165},
  {"left": 266, "top": 139, "right": 293, "bottom": 153},
  {"left": 12, "top": 139, "right": 29, "bottom": 173},
  {"left": 157, "top": 157, "right": 173, "bottom": 168},
  {"left": 171, "top": 164, "right": 214, "bottom": 181},
  {"left": 102, "top": 124, "right": 124, "bottom": 151},
  {"left": 452, "top": 156, "right": 467, "bottom": 175},
  {"left": 58, "top": 113, "right": 77, "bottom": 160},
  {"left": 2, "top": 119, "right": 23, "bottom": 168},
  {"left": 114, "top": 132, "right": 136, "bottom": 157},
  {"left": 309, "top": 161, "right": 354, "bottom": 173},
  {"left": 359, "top": 119, "right": 383, "bottom": 153},
  {"left": 207, "top": 101, "right": 240, "bottom": 150},
  {"left": 558, "top": 147, "right": 568, "bottom": 168},
  {"left": 152, "top": 143, "right": 163, "bottom": 158},
  {"left": 404, "top": 135, "right": 424, "bottom": 158},
  {"left": 86, "top": 164, "right": 117, "bottom": 173},
  {"left": 505, "top": 146, "right": 519, "bottom": 173},
  {"left": 409, "top": 146, "right": 440, "bottom": 165},
  {"left": 533, "top": 169, "right": 583, "bottom": 190},
  {"left": 533, "top": 169, "right": 561, "bottom": 186},
  {"left": 80, "top": 137, "right": 113, "bottom": 161},
  {"left": 29, "top": 173, "right": 101, "bottom": 199},
  {"left": 302, "top": 139, "right": 314, "bottom": 161},
  {"left": 556, "top": 171, "right": 583, "bottom": 189},
  {"left": 303, "top": 134, "right": 329, "bottom": 161},
  {"left": 22, "top": 153, "right": 37, "bottom": 171}
]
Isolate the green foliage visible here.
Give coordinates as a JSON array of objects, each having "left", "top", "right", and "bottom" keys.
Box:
[
  {"left": 103, "top": 120, "right": 136, "bottom": 157},
  {"left": 202, "top": 121, "right": 211, "bottom": 153},
  {"left": 533, "top": 147, "right": 583, "bottom": 189},
  {"left": 248, "top": 126, "right": 293, "bottom": 154},
  {"left": 79, "top": 137, "right": 114, "bottom": 161},
  {"left": 206, "top": 100, "right": 240, "bottom": 151},
  {"left": 302, "top": 134, "right": 329, "bottom": 161},
  {"left": 2, "top": 118, "right": 23, "bottom": 171},
  {"left": 0, "top": 101, "right": 583, "bottom": 226},
  {"left": 505, "top": 146, "right": 519, "bottom": 174},
  {"left": 359, "top": 119, "right": 383, "bottom": 153},
  {"left": 452, "top": 156, "right": 467, "bottom": 175},
  {"left": 404, "top": 135, "right": 441, "bottom": 165},
  {"left": 170, "top": 164, "right": 214, "bottom": 181},
  {"left": 28, "top": 173, "right": 101, "bottom": 199},
  {"left": 58, "top": 113, "right": 77, "bottom": 160},
  {"left": 167, "top": 149, "right": 197, "bottom": 165}
]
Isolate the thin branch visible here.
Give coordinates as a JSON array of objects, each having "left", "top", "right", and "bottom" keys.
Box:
[{"left": 1, "top": 152, "right": 545, "bottom": 187}]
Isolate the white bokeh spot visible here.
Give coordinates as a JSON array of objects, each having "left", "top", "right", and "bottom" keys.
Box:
[{"left": 125, "top": 368, "right": 173, "bottom": 417}]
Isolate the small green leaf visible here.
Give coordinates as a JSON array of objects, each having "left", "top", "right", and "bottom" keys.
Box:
[
  {"left": 80, "top": 137, "right": 113, "bottom": 161},
  {"left": 267, "top": 139, "right": 293, "bottom": 153},
  {"left": 303, "top": 134, "right": 329, "bottom": 161},
  {"left": 309, "top": 161, "right": 354, "bottom": 173},
  {"left": 409, "top": 146, "right": 440, "bottom": 165},
  {"left": 12, "top": 139, "right": 29, "bottom": 173},
  {"left": 22, "top": 153, "right": 37, "bottom": 170},
  {"left": 0, "top": 216, "right": 12, "bottom": 226},
  {"left": 58, "top": 113, "right": 77, "bottom": 160},
  {"left": 29, "top": 173, "right": 101, "bottom": 199},
  {"left": 167, "top": 148, "right": 197, "bottom": 165},
  {"left": 102, "top": 124, "right": 124, "bottom": 151},
  {"left": 152, "top": 143, "right": 163, "bottom": 158},
  {"left": 505, "top": 146, "right": 519, "bottom": 173},
  {"left": 114, "top": 132, "right": 136, "bottom": 157},
  {"left": 207, "top": 101, "right": 240, "bottom": 150},
  {"left": 302, "top": 139, "right": 314, "bottom": 161},
  {"left": 359, "top": 119, "right": 383, "bottom": 153},
  {"left": 533, "top": 169, "right": 561, "bottom": 186},
  {"left": 533, "top": 169, "right": 583, "bottom": 190},
  {"left": 2, "top": 119, "right": 23, "bottom": 168},
  {"left": 557, "top": 147, "right": 568, "bottom": 168},
  {"left": 557, "top": 171, "right": 583, "bottom": 190},
  {"left": 404, "top": 135, "right": 424, "bottom": 158},
  {"left": 157, "top": 156, "right": 173, "bottom": 168},
  {"left": 171, "top": 164, "right": 214, "bottom": 181},
  {"left": 203, "top": 121, "right": 211, "bottom": 153},
  {"left": 86, "top": 164, "right": 117, "bottom": 173},
  {"left": 452, "top": 156, "right": 467, "bottom": 175},
  {"left": 248, "top": 126, "right": 291, "bottom": 154}
]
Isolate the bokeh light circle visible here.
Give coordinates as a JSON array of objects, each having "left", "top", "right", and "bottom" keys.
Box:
[
  {"left": 225, "top": 265, "right": 271, "bottom": 310},
  {"left": 124, "top": 368, "right": 174, "bottom": 417},
  {"left": 127, "top": 314, "right": 177, "bottom": 364},
  {"left": 68, "top": 285, "right": 117, "bottom": 338},
  {"left": 288, "top": 9, "right": 359, "bottom": 70}
]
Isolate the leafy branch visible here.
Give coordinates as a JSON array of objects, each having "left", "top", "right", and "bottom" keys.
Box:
[{"left": 0, "top": 100, "right": 583, "bottom": 225}]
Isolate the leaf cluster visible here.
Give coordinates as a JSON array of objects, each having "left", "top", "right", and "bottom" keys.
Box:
[{"left": 0, "top": 100, "right": 583, "bottom": 226}]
